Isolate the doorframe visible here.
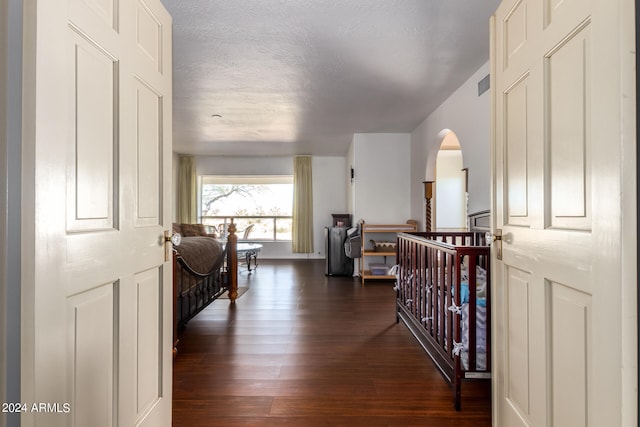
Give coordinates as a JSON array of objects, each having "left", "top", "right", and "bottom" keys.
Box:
[
  {"left": 625, "top": 0, "right": 639, "bottom": 424},
  {"left": 435, "top": 145, "right": 467, "bottom": 230},
  {"left": 636, "top": 0, "right": 639, "bottom": 422},
  {"left": 0, "top": 2, "right": 7, "bottom": 424},
  {"left": 1, "top": 1, "right": 23, "bottom": 426}
]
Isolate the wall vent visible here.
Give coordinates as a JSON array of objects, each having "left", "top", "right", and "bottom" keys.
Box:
[{"left": 478, "top": 74, "right": 490, "bottom": 96}]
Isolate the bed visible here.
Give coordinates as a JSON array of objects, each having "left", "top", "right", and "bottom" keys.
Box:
[
  {"left": 394, "top": 212, "right": 490, "bottom": 410},
  {"left": 172, "top": 223, "right": 238, "bottom": 355}
]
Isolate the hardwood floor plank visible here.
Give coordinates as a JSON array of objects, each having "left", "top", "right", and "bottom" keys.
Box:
[
  {"left": 173, "top": 259, "right": 491, "bottom": 426},
  {"left": 269, "top": 396, "right": 485, "bottom": 417},
  {"left": 173, "top": 396, "right": 274, "bottom": 418}
]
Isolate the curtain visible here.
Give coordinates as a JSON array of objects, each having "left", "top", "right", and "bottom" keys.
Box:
[
  {"left": 177, "top": 155, "right": 197, "bottom": 224},
  {"left": 292, "top": 155, "right": 314, "bottom": 253}
]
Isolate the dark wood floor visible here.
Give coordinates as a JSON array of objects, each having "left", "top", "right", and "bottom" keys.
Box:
[{"left": 172, "top": 259, "right": 492, "bottom": 426}]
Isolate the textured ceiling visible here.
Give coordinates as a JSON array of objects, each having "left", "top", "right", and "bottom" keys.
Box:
[{"left": 162, "top": 0, "right": 501, "bottom": 157}]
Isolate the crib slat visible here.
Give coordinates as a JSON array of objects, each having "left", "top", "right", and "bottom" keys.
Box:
[{"left": 468, "top": 254, "right": 477, "bottom": 372}]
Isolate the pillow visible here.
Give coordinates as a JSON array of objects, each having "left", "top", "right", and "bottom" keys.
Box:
[{"left": 180, "top": 223, "right": 206, "bottom": 237}]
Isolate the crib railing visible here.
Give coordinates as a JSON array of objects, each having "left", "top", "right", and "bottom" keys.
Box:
[
  {"left": 408, "top": 231, "right": 487, "bottom": 246},
  {"left": 395, "top": 231, "right": 490, "bottom": 410}
]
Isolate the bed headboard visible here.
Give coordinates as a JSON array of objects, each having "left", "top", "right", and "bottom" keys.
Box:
[{"left": 468, "top": 210, "right": 490, "bottom": 233}]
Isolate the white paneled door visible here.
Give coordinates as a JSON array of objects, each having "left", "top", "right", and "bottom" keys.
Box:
[
  {"left": 491, "top": 0, "right": 636, "bottom": 426},
  {"left": 22, "top": 1, "right": 172, "bottom": 426}
]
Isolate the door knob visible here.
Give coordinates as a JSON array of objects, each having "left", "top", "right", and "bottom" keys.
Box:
[
  {"left": 486, "top": 229, "right": 503, "bottom": 260},
  {"left": 164, "top": 230, "right": 181, "bottom": 261},
  {"left": 485, "top": 231, "right": 502, "bottom": 243},
  {"left": 165, "top": 232, "right": 181, "bottom": 246}
]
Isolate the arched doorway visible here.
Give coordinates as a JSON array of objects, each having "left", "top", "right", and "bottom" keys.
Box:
[{"left": 435, "top": 131, "right": 467, "bottom": 231}]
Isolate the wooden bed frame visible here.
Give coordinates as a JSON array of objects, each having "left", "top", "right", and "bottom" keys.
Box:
[
  {"left": 172, "top": 223, "right": 238, "bottom": 355},
  {"left": 395, "top": 213, "right": 491, "bottom": 410}
]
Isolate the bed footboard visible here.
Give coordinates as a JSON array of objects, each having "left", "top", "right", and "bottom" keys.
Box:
[
  {"left": 172, "top": 223, "right": 238, "bottom": 356},
  {"left": 173, "top": 253, "right": 226, "bottom": 330}
]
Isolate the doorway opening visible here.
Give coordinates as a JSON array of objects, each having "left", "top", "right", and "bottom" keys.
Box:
[{"left": 435, "top": 131, "right": 467, "bottom": 231}]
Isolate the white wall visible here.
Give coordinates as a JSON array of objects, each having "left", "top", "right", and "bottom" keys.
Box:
[
  {"left": 411, "top": 62, "right": 491, "bottom": 226},
  {"left": 176, "top": 155, "right": 347, "bottom": 259},
  {"left": 196, "top": 155, "right": 293, "bottom": 176},
  {"left": 351, "top": 133, "right": 412, "bottom": 224}
]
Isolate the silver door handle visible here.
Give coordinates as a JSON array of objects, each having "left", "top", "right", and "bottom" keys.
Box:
[{"left": 487, "top": 229, "right": 503, "bottom": 260}]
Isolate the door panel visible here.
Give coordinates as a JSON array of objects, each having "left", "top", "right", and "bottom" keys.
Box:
[
  {"left": 68, "top": 27, "right": 118, "bottom": 232},
  {"left": 550, "top": 281, "right": 590, "bottom": 427},
  {"left": 134, "top": 268, "right": 163, "bottom": 421},
  {"left": 136, "top": 0, "right": 163, "bottom": 73},
  {"left": 505, "top": 266, "right": 531, "bottom": 420},
  {"left": 503, "top": 0, "right": 530, "bottom": 74},
  {"left": 546, "top": 22, "right": 591, "bottom": 230},
  {"left": 67, "top": 282, "right": 117, "bottom": 427},
  {"left": 70, "top": 0, "right": 118, "bottom": 33},
  {"left": 135, "top": 78, "right": 162, "bottom": 226},
  {"left": 543, "top": 0, "right": 588, "bottom": 31},
  {"left": 505, "top": 75, "right": 531, "bottom": 225}
]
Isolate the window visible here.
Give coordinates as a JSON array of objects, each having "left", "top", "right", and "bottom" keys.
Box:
[{"left": 200, "top": 175, "right": 293, "bottom": 241}]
